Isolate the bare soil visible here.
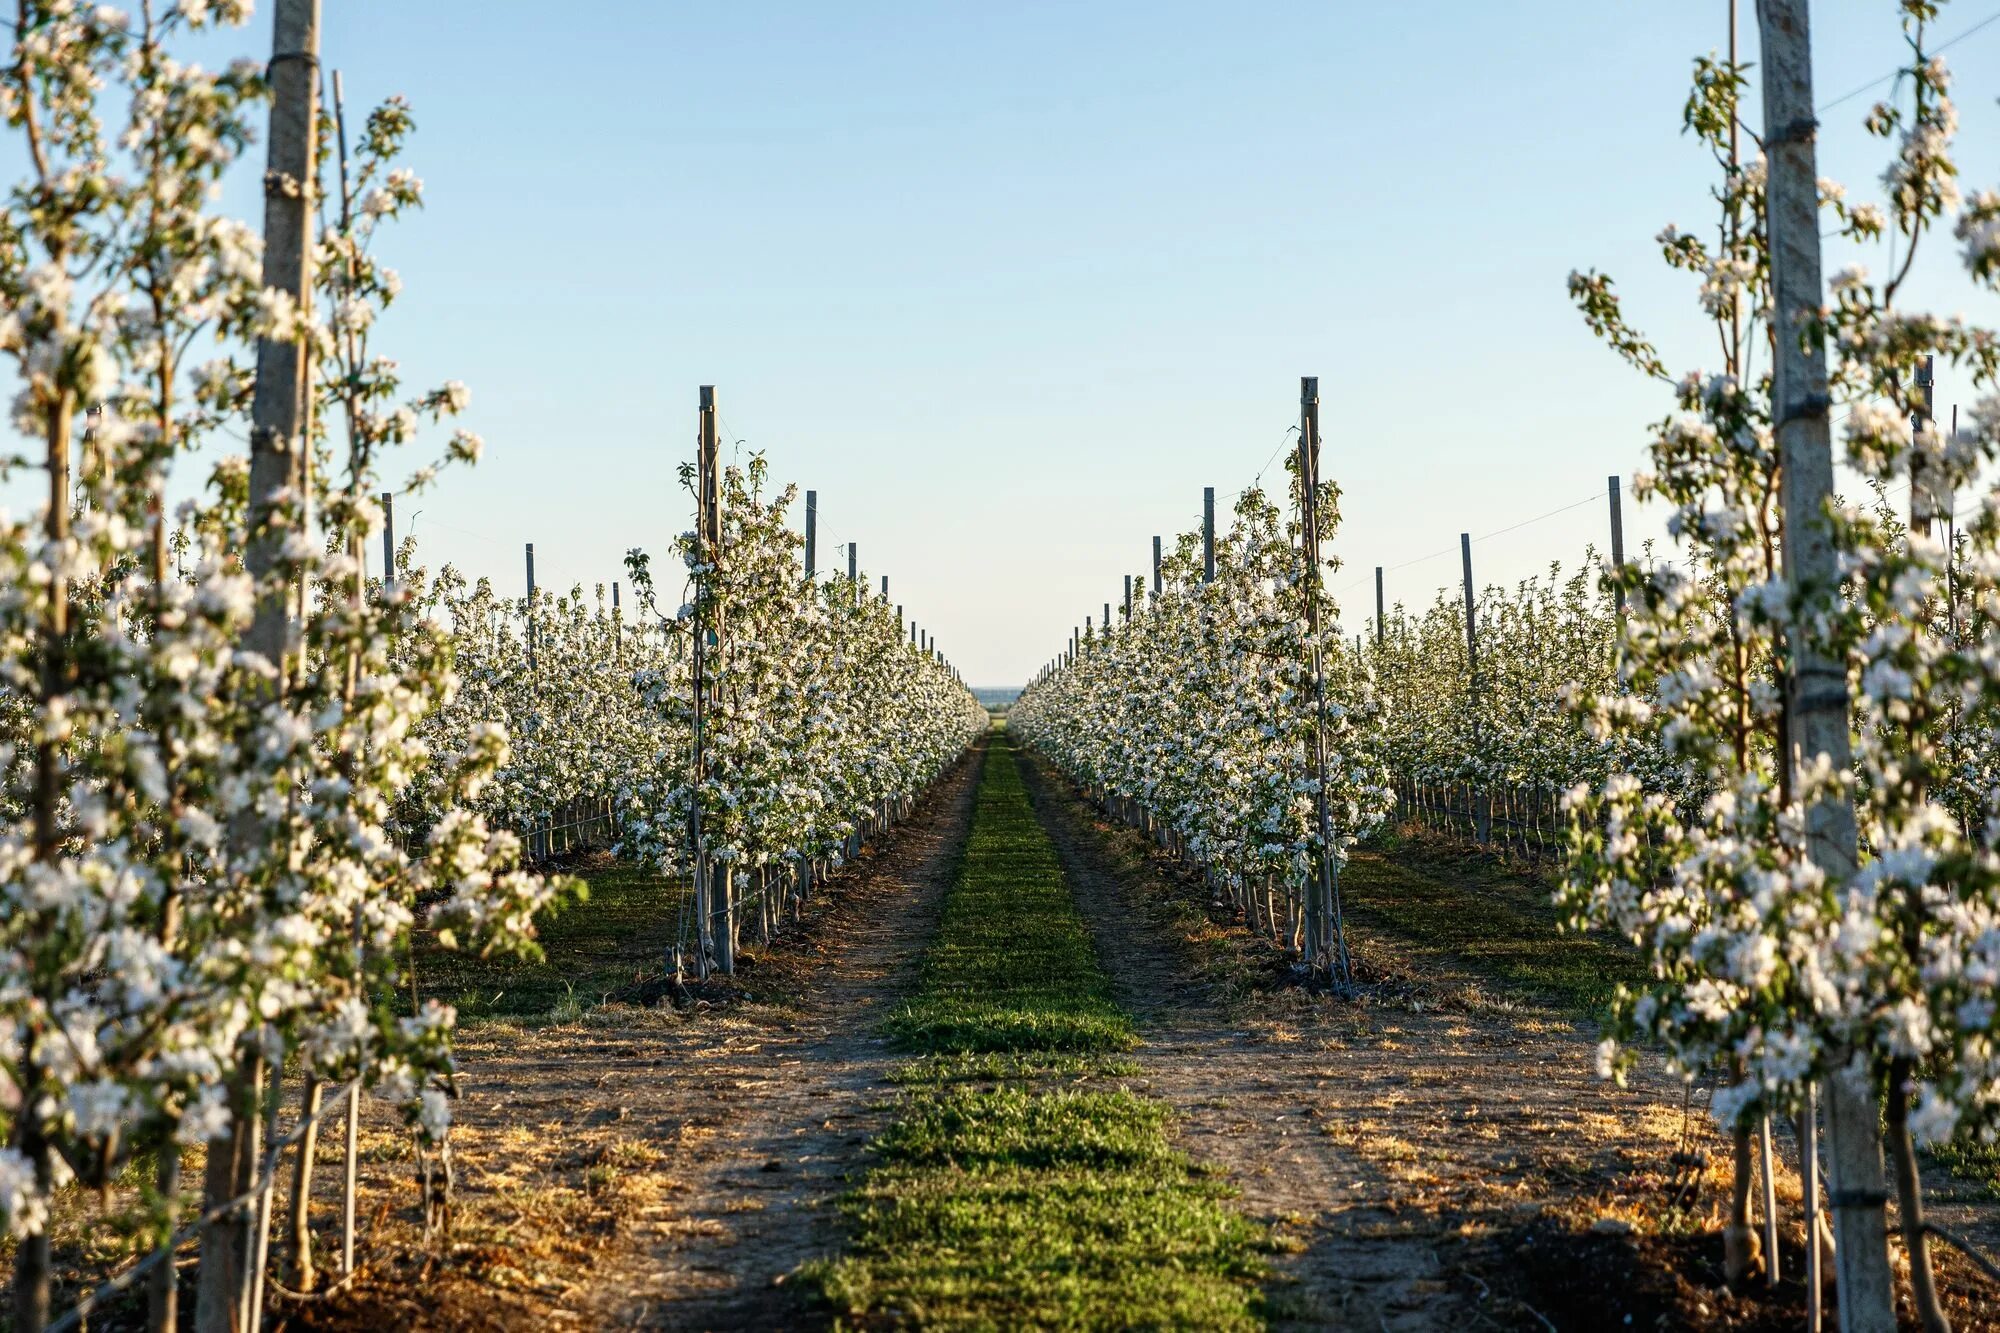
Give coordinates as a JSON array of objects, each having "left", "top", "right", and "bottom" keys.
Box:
[
  {"left": 1014, "top": 750, "right": 2000, "bottom": 1332},
  {"left": 271, "top": 733, "right": 2000, "bottom": 1332},
  {"left": 287, "top": 742, "right": 983, "bottom": 1333}
]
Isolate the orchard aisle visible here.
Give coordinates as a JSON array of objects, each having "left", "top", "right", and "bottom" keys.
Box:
[
  {"left": 1019, "top": 750, "right": 1743, "bottom": 1330},
  {"left": 311, "top": 743, "right": 986, "bottom": 1333},
  {"left": 583, "top": 739, "right": 984, "bottom": 1330}
]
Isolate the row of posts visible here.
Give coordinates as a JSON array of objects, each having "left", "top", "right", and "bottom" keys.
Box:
[
  {"left": 683, "top": 386, "right": 964, "bottom": 980},
  {"left": 1038, "top": 379, "right": 1353, "bottom": 984}
]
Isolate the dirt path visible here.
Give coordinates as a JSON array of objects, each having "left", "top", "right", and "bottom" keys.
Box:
[
  {"left": 1016, "top": 748, "right": 1746, "bottom": 1331},
  {"left": 584, "top": 745, "right": 982, "bottom": 1329},
  {"left": 311, "top": 742, "right": 984, "bottom": 1333}
]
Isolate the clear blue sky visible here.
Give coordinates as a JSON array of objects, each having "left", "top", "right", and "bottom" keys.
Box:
[{"left": 24, "top": 2, "right": 2000, "bottom": 685}]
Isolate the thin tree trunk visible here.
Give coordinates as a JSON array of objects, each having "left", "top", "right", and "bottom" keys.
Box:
[
  {"left": 1887, "top": 1059, "right": 1950, "bottom": 1332},
  {"left": 288, "top": 1076, "right": 325, "bottom": 1293},
  {"left": 1756, "top": 3, "right": 1896, "bottom": 1327},
  {"left": 12, "top": 1049, "right": 51, "bottom": 1333},
  {"left": 341, "top": 1083, "right": 359, "bottom": 1275},
  {"left": 1760, "top": 1114, "right": 1781, "bottom": 1287},
  {"left": 1726, "top": 1119, "right": 1762, "bottom": 1285},
  {"left": 15, "top": 363, "right": 75, "bottom": 1333},
  {"left": 147, "top": 1140, "right": 182, "bottom": 1332}
]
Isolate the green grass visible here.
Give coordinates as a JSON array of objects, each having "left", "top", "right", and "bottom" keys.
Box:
[
  {"left": 414, "top": 862, "right": 677, "bottom": 1023},
  {"left": 886, "top": 1051, "right": 1144, "bottom": 1086},
  {"left": 1929, "top": 1130, "right": 2000, "bottom": 1201},
  {"left": 884, "top": 745, "right": 1134, "bottom": 1056},
  {"left": 1342, "top": 842, "right": 1644, "bottom": 1014},
  {"left": 810, "top": 733, "right": 1267, "bottom": 1330}
]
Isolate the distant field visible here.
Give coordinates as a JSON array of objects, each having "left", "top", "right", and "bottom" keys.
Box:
[{"left": 973, "top": 686, "right": 1021, "bottom": 713}]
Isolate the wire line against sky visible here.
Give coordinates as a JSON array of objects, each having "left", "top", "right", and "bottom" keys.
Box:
[
  {"left": 1332, "top": 491, "right": 1605, "bottom": 596},
  {"left": 1815, "top": 4, "right": 2000, "bottom": 113}
]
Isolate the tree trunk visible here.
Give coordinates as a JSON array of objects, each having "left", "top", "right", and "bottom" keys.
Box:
[
  {"left": 15, "top": 336, "right": 78, "bottom": 1333},
  {"left": 1887, "top": 1059, "right": 1950, "bottom": 1332},
  {"left": 714, "top": 864, "right": 735, "bottom": 975},
  {"left": 147, "top": 1141, "right": 182, "bottom": 1332},
  {"left": 12, "top": 1051, "right": 51, "bottom": 1333},
  {"left": 1725, "top": 1119, "right": 1763, "bottom": 1286},
  {"left": 289, "top": 1077, "right": 325, "bottom": 1293},
  {"left": 1756, "top": 2, "right": 1896, "bottom": 1327}
]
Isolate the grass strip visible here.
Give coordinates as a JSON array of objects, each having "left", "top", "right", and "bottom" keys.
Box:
[
  {"left": 1342, "top": 843, "right": 1644, "bottom": 1014},
  {"left": 811, "top": 730, "right": 1266, "bottom": 1329},
  {"left": 415, "top": 862, "right": 678, "bottom": 1024},
  {"left": 883, "top": 741, "right": 1134, "bottom": 1056}
]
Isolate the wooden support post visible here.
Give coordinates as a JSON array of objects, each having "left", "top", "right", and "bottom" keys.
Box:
[
  {"left": 380, "top": 490, "right": 394, "bottom": 586},
  {"left": 1461, "top": 533, "right": 1490, "bottom": 845},
  {"left": 804, "top": 489, "right": 817, "bottom": 578},
  {"left": 693, "top": 386, "right": 727, "bottom": 974},
  {"left": 1203, "top": 487, "right": 1216, "bottom": 582},
  {"left": 525, "top": 543, "right": 537, "bottom": 669},
  {"left": 1298, "top": 376, "right": 1348, "bottom": 983},
  {"left": 1757, "top": 7, "right": 1894, "bottom": 1323},
  {"left": 1911, "top": 354, "right": 1936, "bottom": 532},
  {"left": 1607, "top": 475, "right": 1626, "bottom": 612}
]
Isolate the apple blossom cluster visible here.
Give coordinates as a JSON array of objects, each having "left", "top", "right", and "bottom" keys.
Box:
[
  {"left": 1011, "top": 483, "right": 1392, "bottom": 946},
  {"left": 0, "top": 5, "right": 569, "bottom": 1316},
  {"left": 1558, "top": 17, "right": 2000, "bottom": 1310},
  {"left": 615, "top": 455, "right": 985, "bottom": 962},
  {"left": 401, "top": 562, "right": 676, "bottom": 846},
  {"left": 1362, "top": 560, "right": 1691, "bottom": 832}
]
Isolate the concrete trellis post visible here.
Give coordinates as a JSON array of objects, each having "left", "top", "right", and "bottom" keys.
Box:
[
  {"left": 1756, "top": 6, "right": 1895, "bottom": 1323},
  {"left": 199, "top": 4, "right": 321, "bottom": 1332},
  {"left": 1153, "top": 535, "right": 1163, "bottom": 595}
]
